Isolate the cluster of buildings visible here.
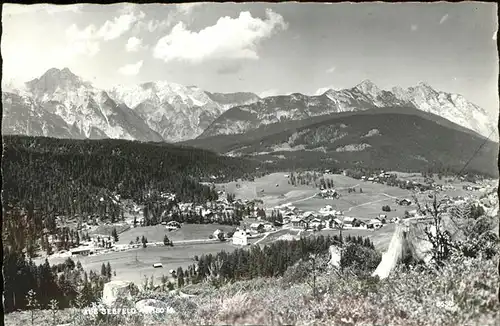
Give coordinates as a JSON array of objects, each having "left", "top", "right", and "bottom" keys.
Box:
[
  {"left": 230, "top": 221, "right": 277, "bottom": 246},
  {"left": 289, "top": 214, "right": 387, "bottom": 231},
  {"left": 360, "top": 172, "right": 393, "bottom": 183},
  {"left": 163, "top": 220, "right": 182, "bottom": 230},
  {"left": 173, "top": 192, "right": 259, "bottom": 221},
  {"left": 66, "top": 235, "right": 117, "bottom": 256},
  {"left": 317, "top": 189, "right": 340, "bottom": 199},
  {"left": 126, "top": 190, "right": 261, "bottom": 227},
  {"left": 462, "top": 184, "right": 485, "bottom": 191},
  {"left": 269, "top": 203, "right": 390, "bottom": 231}
]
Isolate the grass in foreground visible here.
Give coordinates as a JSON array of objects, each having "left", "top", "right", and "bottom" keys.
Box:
[{"left": 6, "top": 254, "right": 498, "bottom": 326}]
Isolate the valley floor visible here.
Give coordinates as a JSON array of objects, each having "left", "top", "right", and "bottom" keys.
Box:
[{"left": 34, "top": 172, "right": 497, "bottom": 289}]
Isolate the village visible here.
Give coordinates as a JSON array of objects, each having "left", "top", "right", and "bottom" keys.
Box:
[
  {"left": 25, "top": 167, "right": 497, "bottom": 309},
  {"left": 44, "top": 169, "right": 498, "bottom": 264}
]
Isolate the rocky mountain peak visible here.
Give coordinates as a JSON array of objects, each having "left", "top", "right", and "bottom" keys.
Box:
[
  {"left": 4, "top": 67, "right": 496, "bottom": 143},
  {"left": 25, "top": 67, "right": 89, "bottom": 97},
  {"left": 410, "top": 82, "right": 439, "bottom": 97},
  {"left": 355, "top": 79, "right": 381, "bottom": 97}
]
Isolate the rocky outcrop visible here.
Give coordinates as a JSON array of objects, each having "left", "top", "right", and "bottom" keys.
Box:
[
  {"left": 328, "top": 245, "right": 341, "bottom": 268},
  {"left": 102, "top": 280, "right": 139, "bottom": 307}
]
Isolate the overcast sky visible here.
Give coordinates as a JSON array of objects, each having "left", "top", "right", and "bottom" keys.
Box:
[{"left": 2, "top": 2, "right": 498, "bottom": 113}]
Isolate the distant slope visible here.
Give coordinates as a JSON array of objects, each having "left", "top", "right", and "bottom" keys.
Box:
[
  {"left": 184, "top": 108, "right": 498, "bottom": 177},
  {"left": 198, "top": 92, "right": 372, "bottom": 138},
  {"left": 182, "top": 106, "right": 491, "bottom": 153},
  {"left": 205, "top": 91, "right": 261, "bottom": 109},
  {"left": 2, "top": 92, "right": 83, "bottom": 139}
]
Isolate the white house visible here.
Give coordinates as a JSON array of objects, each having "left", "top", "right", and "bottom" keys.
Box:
[
  {"left": 329, "top": 218, "right": 343, "bottom": 229},
  {"left": 319, "top": 205, "right": 336, "bottom": 215},
  {"left": 367, "top": 219, "right": 383, "bottom": 229},
  {"left": 343, "top": 216, "right": 355, "bottom": 225},
  {"left": 250, "top": 222, "right": 264, "bottom": 230},
  {"left": 390, "top": 217, "right": 401, "bottom": 224},
  {"left": 213, "top": 229, "right": 223, "bottom": 238},
  {"left": 291, "top": 217, "right": 308, "bottom": 229},
  {"left": 232, "top": 229, "right": 248, "bottom": 246}
]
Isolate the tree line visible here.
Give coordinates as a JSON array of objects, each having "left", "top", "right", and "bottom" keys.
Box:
[
  {"left": 2, "top": 135, "right": 268, "bottom": 265},
  {"left": 3, "top": 248, "right": 111, "bottom": 313},
  {"left": 171, "top": 234, "right": 379, "bottom": 288},
  {"left": 2, "top": 135, "right": 266, "bottom": 223}
]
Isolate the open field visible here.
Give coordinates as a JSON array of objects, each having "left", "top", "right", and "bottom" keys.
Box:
[
  {"left": 117, "top": 223, "right": 237, "bottom": 245},
  {"left": 307, "top": 224, "right": 397, "bottom": 251},
  {"left": 255, "top": 224, "right": 397, "bottom": 252},
  {"left": 217, "top": 172, "right": 318, "bottom": 208},
  {"left": 255, "top": 228, "right": 302, "bottom": 246},
  {"left": 91, "top": 223, "right": 131, "bottom": 236},
  {"left": 38, "top": 241, "right": 253, "bottom": 286},
  {"left": 220, "top": 172, "right": 418, "bottom": 220}
]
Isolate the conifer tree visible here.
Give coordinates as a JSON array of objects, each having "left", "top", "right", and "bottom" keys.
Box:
[
  {"left": 111, "top": 228, "right": 119, "bottom": 242},
  {"left": 106, "top": 262, "right": 112, "bottom": 279}
]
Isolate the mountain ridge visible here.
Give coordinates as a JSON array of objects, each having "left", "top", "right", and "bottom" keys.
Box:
[
  {"left": 2, "top": 68, "right": 497, "bottom": 144},
  {"left": 200, "top": 79, "right": 497, "bottom": 140},
  {"left": 182, "top": 105, "right": 492, "bottom": 154},
  {"left": 206, "top": 108, "right": 498, "bottom": 177},
  {"left": 2, "top": 68, "right": 261, "bottom": 142}
]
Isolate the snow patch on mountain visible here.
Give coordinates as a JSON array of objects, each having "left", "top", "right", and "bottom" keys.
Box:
[
  {"left": 336, "top": 143, "right": 372, "bottom": 152},
  {"left": 107, "top": 83, "right": 260, "bottom": 141}
]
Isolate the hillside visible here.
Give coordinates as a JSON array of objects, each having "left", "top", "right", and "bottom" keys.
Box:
[
  {"left": 1, "top": 135, "right": 266, "bottom": 217},
  {"left": 199, "top": 80, "right": 497, "bottom": 140},
  {"left": 5, "top": 242, "right": 498, "bottom": 326},
  {"left": 205, "top": 91, "right": 261, "bottom": 109},
  {"left": 108, "top": 83, "right": 260, "bottom": 142},
  {"left": 186, "top": 108, "right": 498, "bottom": 177},
  {"left": 198, "top": 92, "right": 370, "bottom": 138}
]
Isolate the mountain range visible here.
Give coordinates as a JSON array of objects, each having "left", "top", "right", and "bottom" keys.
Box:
[
  {"left": 2, "top": 68, "right": 260, "bottom": 142},
  {"left": 180, "top": 105, "right": 499, "bottom": 177},
  {"left": 199, "top": 80, "right": 497, "bottom": 140},
  {"left": 2, "top": 68, "right": 498, "bottom": 145}
]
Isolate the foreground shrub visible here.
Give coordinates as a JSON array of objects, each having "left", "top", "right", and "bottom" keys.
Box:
[
  {"left": 340, "top": 242, "right": 382, "bottom": 274},
  {"left": 6, "top": 254, "right": 496, "bottom": 326}
]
